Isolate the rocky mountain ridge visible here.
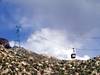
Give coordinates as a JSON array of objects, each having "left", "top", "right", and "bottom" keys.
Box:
[{"left": 0, "top": 45, "right": 100, "bottom": 75}]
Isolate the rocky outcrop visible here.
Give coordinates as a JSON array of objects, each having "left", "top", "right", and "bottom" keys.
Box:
[
  {"left": 0, "top": 38, "right": 11, "bottom": 49},
  {"left": 0, "top": 45, "right": 100, "bottom": 75}
]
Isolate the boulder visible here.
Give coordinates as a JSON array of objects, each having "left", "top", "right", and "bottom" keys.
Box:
[{"left": 0, "top": 38, "right": 11, "bottom": 49}]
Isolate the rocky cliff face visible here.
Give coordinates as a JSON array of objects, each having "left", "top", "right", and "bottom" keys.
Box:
[
  {"left": 0, "top": 38, "right": 11, "bottom": 49},
  {"left": 0, "top": 45, "right": 100, "bottom": 75}
]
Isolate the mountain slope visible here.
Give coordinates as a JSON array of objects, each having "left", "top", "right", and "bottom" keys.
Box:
[{"left": 0, "top": 45, "right": 100, "bottom": 75}]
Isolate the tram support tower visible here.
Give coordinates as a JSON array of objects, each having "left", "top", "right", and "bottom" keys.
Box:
[{"left": 15, "top": 25, "right": 21, "bottom": 47}]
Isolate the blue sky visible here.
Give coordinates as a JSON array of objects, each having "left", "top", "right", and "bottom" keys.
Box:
[{"left": 0, "top": 0, "right": 100, "bottom": 60}]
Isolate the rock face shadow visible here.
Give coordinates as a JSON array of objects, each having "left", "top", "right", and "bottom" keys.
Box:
[{"left": 0, "top": 38, "right": 11, "bottom": 49}]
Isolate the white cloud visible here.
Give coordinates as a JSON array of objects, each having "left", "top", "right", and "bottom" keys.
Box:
[
  {"left": 9, "top": 28, "right": 90, "bottom": 60},
  {"left": 5, "top": 0, "right": 95, "bottom": 60},
  {"left": 20, "top": 28, "right": 89, "bottom": 60},
  {"left": 76, "top": 55, "right": 90, "bottom": 60},
  {"left": 9, "top": 41, "right": 15, "bottom": 47},
  {"left": 9, "top": 41, "right": 20, "bottom": 47}
]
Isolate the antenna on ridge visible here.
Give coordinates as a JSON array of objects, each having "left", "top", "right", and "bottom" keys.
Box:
[{"left": 15, "top": 25, "right": 21, "bottom": 47}]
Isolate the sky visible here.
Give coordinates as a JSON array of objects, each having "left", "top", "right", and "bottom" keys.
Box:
[{"left": 0, "top": 0, "right": 100, "bottom": 60}]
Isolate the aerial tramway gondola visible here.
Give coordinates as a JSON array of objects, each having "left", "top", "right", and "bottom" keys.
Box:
[{"left": 71, "top": 48, "right": 76, "bottom": 59}]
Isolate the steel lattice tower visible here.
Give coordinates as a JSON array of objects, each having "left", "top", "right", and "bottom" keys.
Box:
[{"left": 15, "top": 25, "right": 21, "bottom": 47}]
